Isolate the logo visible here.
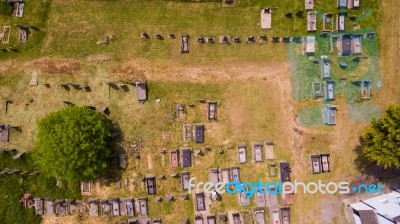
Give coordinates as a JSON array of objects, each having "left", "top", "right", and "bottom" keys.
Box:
[{"left": 188, "top": 178, "right": 383, "bottom": 198}]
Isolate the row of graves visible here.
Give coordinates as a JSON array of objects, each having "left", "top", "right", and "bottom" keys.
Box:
[
  {"left": 32, "top": 197, "right": 159, "bottom": 223},
  {"left": 175, "top": 101, "right": 218, "bottom": 122},
  {"left": 140, "top": 31, "right": 310, "bottom": 55},
  {"left": 140, "top": 33, "right": 189, "bottom": 54},
  {"left": 1, "top": 25, "right": 28, "bottom": 45},
  {"left": 304, "top": 33, "right": 363, "bottom": 56},
  {"left": 306, "top": 0, "right": 361, "bottom": 11},
  {"left": 183, "top": 124, "right": 204, "bottom": 143},
  {"left": 307, "top": 11, "right": 361, "bottom": 33},
  {"left": 0, "top": 149, "right": 40, "bottom": 175},
  {"left": 309, "top": 153, "right": 331, "bottom": 174},
  {"left": 237, "top": 142, "right": 275, "bottom": 164},
  {"left": 29, "top": 77, "right": 148, "bottom": 105},
  {"left": 261, "top": 0, "right": 361, "bottom": 31},
  {"left": 107, "top": 80, "right": 148, "bottom": 103}
]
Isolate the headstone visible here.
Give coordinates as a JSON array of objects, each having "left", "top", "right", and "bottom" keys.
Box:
[
  {"left": 29, "top": 171, "right": 39, "bottom": 176},
  {"left": 13, "top": 152, "right": 24, "bottom": 159},
  {"left": 180, "top": 194, "right": 188, "bottom": 200},
  {"left": 0, "top": 168, "right": 11, "bottom": 174},
  {"left": 29, "top": 71, "right": 38, "bottom": 86},
  {"left": 7, "top": 169, "right": 19, "bottom": 174},
  {"left": 165, "top": 194, "right": 174, "bottom": 201},
  {"left": 170, "top": 173, "right": 179, "bottom": 178},
  {"left": 194, "top": 149, "right": 203, "bottom": 156},
  {"left": 155, "top": 196, "right": 162, "bottom": 202}
]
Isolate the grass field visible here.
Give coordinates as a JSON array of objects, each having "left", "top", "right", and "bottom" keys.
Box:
[{"left": 0, "top": 0, "right": 398, "bottom": 223}]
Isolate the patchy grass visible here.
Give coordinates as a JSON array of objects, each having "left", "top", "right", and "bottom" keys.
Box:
[
  {"left": 0, "top": 152, "right": 80, "bottom": 224},
  {"left": 0, "top": 64, "right": 292, "bottom": 222},
  {"left": 0, "top": 0, "right": 51, "bottom": 60}
]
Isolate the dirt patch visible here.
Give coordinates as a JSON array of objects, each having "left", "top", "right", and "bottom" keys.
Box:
[
  {"left": 87, "top": 54, "right": 111, "bottom": 63},
  {"left": 320, "top": 198, "right": 346, "bottom": 224},
  {"left": 110, "top": 59, "right": 287, "bottom": 83},
  {"left": 32, "top": 58, "right": 81, "bottom": 74}
]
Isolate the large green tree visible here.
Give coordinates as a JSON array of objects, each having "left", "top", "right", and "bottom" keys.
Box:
[
  {"left": 362, "top": 104, "right": 400, "bottom": 169},
  {"left": 34, "top": 106, "right": 112, "bottom": 184}
]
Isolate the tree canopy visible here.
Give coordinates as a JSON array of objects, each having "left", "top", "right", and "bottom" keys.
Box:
[
  {"left": 362, "top": 104, "right": 400, "bottom": 169},
  {"left": 34, "top": 106, "right": 112, "bottom": 184}
]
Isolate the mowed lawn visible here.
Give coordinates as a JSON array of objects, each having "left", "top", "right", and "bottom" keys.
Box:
[
  {"left": 0, "top": 67, "right": 292, "bottom": 223},
  {"left": 39, "top": 0, "right": 377, "bottom": 63}
]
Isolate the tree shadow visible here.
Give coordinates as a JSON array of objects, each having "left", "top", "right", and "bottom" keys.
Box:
[
  {"left": 99, "top": 122, "right": 126, "bottom": 186},
  {"left": 354, "top": 136, "right": 400, "bottom": 190}
]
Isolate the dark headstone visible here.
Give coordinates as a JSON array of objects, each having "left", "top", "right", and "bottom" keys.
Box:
[
  {"left": 247, "top": 36, "right": 255, "bottom": 43},
  {"left": 320, "top": 32, "right": 328, "bottom": 38},
  {"left": 141, "top": 32, "right": 149, "bottom": 39},
  {"left": 285, "top": 12, "right": 293, "bottom": 18},
  {"left": 293, "top": 36, "right": 302, "bottom": 43},
  {"left": 218, "top": 213, "right": 227, "bottom": 222},
  {"left": 296, "top": 10, "right": 304, "bottom": 17},
  {"left": 197, "top": 37, "right": 204, "bottom": 43},
  {"left": 155, "top": 34, "right": 163, "bottom": 40}
]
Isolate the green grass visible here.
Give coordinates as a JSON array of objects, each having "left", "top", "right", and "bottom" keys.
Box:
[
  {"left": 0, "top": 0, "right": 51, "bottom": 60},
  {"left": 0, "top": 0, "right": 390, "bottom": 223},
  {"left": 298, "top": 107, "right": 323, "bottom": 126},
  {"left": 288, "top": 27, "right": 383, "bottom": 125},
  {"left": 0, "top": 152, "right": 81, "bottom": 224}
]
